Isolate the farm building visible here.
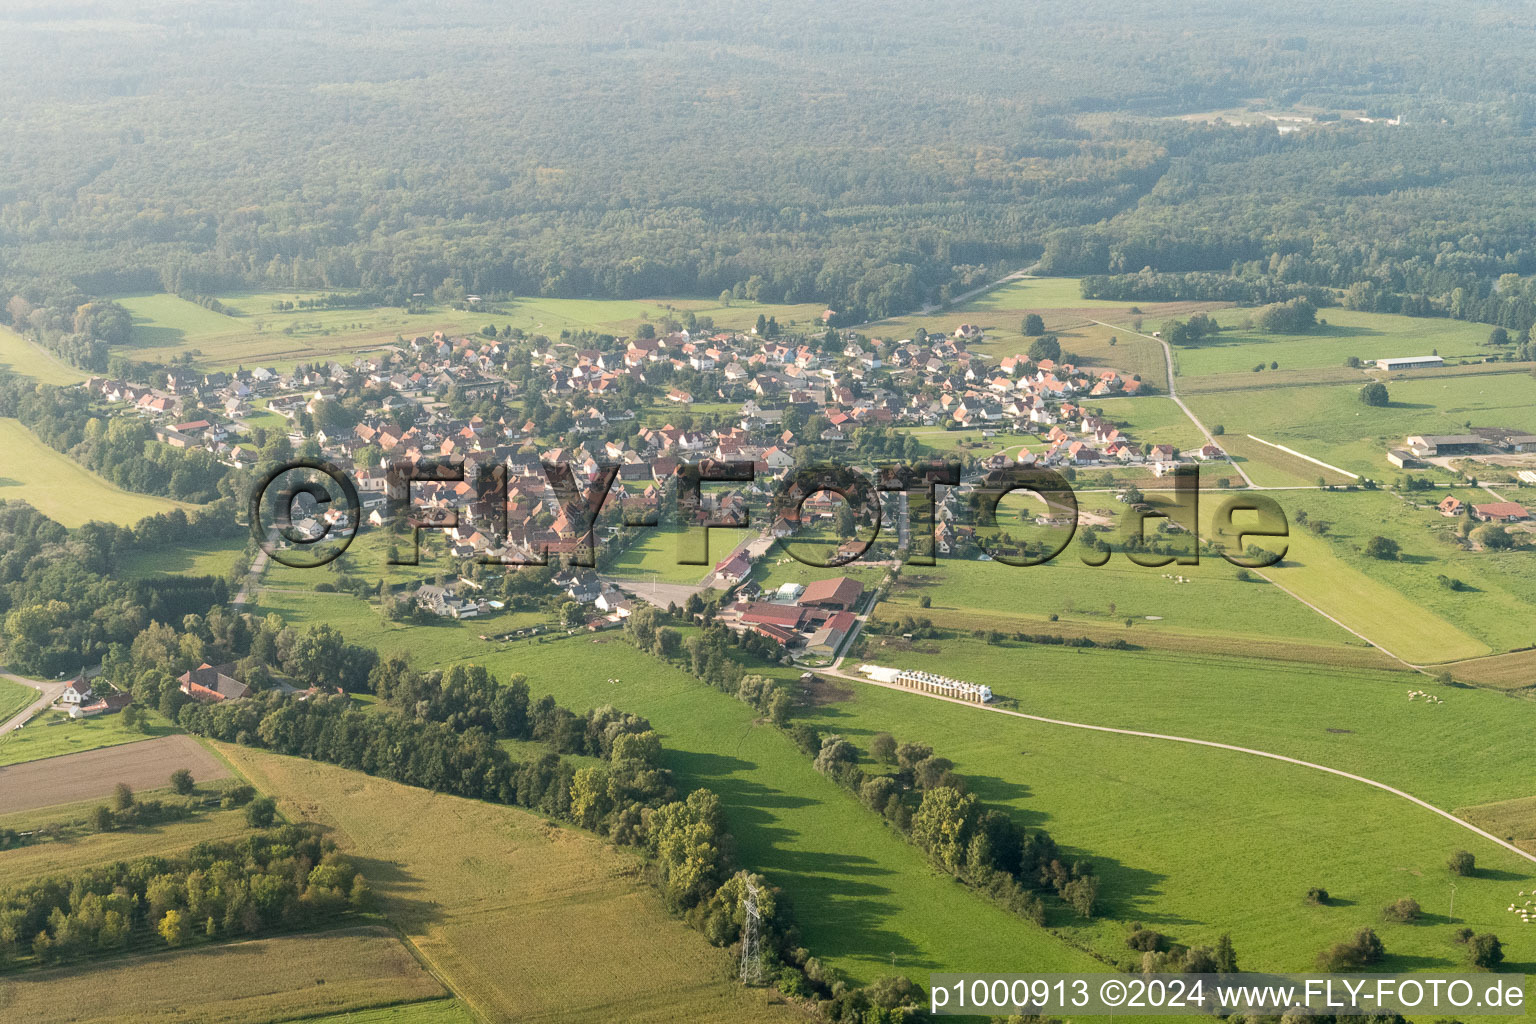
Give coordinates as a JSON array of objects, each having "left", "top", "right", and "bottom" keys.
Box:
[
  {"left": 1518, "top": 470, "right": 1536, "bottom": 485},
  {"left": 68, "top": 691, "right": 134, "bottom": 720},
  {"left": 1405, "top": 434, "right": 1483, "bottom": 457},
  {"left": 1375, "top": 355, "right": 1444, "bottom": 370},
  {"left": 1470, "top": 427, "right": 1536, "bottom": 451},
  {"left": 798, "top": 576, "right": 865, "bottom": 611},
  {"left": 805, "top": 611, "right": 857, "bottom": 659},
  {"left": 1437, "top": 496, "right": 1463, "bottom": 517},
  {"left": 1471, "top": 501, "right": 1530, "bottom": 523},
  {"left": 178, "top": 663, "right": 250, "bottom": 703},
  {"left": 736, "top": 602, "right": 808, "bottom": 631},
  {"left": 858, "top": 664, "right": 993, "bottom": 703},
  {"left": 1386, "top": 449, "right": 1425, "bottom": 469}
]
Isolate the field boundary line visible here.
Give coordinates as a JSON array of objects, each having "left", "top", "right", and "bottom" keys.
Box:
[
  {"left": 827, "top": 667, "right": 1536, "bottom": 867},
  {"left": 1085, "top": 319, "right": 1256, "bottom": 488},
  {"left": 1245, "top": 435, "right": 1359, "bottom": 479}
]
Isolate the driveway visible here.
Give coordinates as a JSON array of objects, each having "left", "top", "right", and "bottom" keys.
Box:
[{"left": 0, "top": 671, "right": 69, "bottom": 736}]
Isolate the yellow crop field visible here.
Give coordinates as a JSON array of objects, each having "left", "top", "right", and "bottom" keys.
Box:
[
  {"left": 0, "top": 927, "right": 446, "bottom": 1024},
  {"left": 220, "top": 743, "right": 804, "bottom": 1024}
]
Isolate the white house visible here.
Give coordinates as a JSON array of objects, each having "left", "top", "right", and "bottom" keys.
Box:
[{"left": 59, "top": 672, "right": 92, "bottom": 705}]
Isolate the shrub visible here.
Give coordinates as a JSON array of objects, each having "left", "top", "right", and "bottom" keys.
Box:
[
  {"left": 1447, "top": 850, "right": 1476, "bottom": 876},
  {"left": 1317, "top": 927, "right": 1384, "bottom": 970},
  {"left": 169, "top": 768, "right": 195, "bottom": 795},
  {"left": 870, "top": 732, "right": 897, "bottom": 763},
  {"left": 1467, "top": 933, "right": 1504, "bottom": 969},
  {"left": 1364, "top": 535, "right": 1400, "bottom": 560},
  {"left": 1359, "top": 381, "right": 1390, "bottom": 406},
  {"left": 221, "top": 784, "right": 256, "bottom": 809},
  {"left": 1382, "top": 897, "right": 1421, "bottom": 923},
  {"left": 1306, "top": 887, "right": 1330, "bottom": 905},
  {"left": 1126, "top": 927, "right": 1164, "bottom": 952},
  {"left": 245, "top": 796, "right": 277, "bottom": 828}
]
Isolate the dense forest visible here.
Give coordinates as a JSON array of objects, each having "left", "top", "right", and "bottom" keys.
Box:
[{"left": 6, "top": 2, "right": 1536, "bottom": 323}]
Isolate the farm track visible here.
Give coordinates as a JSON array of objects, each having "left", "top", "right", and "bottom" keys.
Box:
[
  {"left": 1087, "top": 318, "right": 1256, "bottom": 488},
  {"left": 823, "top": 665, "right": 1536, "bottom": 867}
]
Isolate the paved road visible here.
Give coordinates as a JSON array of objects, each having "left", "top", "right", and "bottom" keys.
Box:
[
  {"left": 1087, "top": 318, "right": 1256, "bottom": 488},
  {"left": 0, "top": 671, "right": 68, "bottom": 736},
  {"left": 825, "top": 666, "right": 1536, "bottom": 867}
]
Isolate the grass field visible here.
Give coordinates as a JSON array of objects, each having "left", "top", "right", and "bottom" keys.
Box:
[
  {"left": 0, "top": 325, "right": 89, "bottom": 385},
  {"left": 0, "top": 676, "right": 35, "bottom": 725},
  {"left": 1090, "top": 396, "right": 1210, "bottom": 450},
  {"left": 232, "top": 593, "right": 1103, "bottom": 983},
  {"left": 881, "top": 533, "right": 1356, "bottom": 649},
  {"left": 868, "top": 276, "right": 1150, "bottom": 341},
  {"left": 1163, "top": 309, "right": 1498, "bottom": 379},
  {"left": 848, "top": 635, "right": 1536, "bottom": 812},
  {"left": 604, "top": 524, "right": 751, "bottom": 583},
  {"left": 117, "top": 537, "right": 249, "bottom": 580},
  {"left": 1197, "top": 491, "right": 1493, "bottom": 664},
  {"left": 0, "top": 800, "right": 254, "bottom": 883},
  {"left": 290, "top": 1001, "right": 476, "bottom": 1024},
  {"left": 0, "top": 418, "right": 194, "bottom": 528},
  {"left": 788, "top": 669, "right": 1536, "bottom": 976},
  {"left": 248, "top": 559, "right": 1536, "bottom": 985},
  {"left": 1214, "top": 432, "right": 1357, "bottom": 488},
  {"left": 1185, "top": 371, "right": 1536, "bottom": 479},
  {"left": 0, "top": 927, "right": 447, "bottom": 1024},
  {"left": 250, "top": 586, "right": 1536, "bottom": 982},
  {"left": 221, "top": 744, "right": 807, "bottom": 1024},
  {"left": 0, "top": 708, "right": 177, "bottom": 768},
  {"left": 111, "top": 291, "right": 828, "bottom": 371},
  {"left": 1458, "top": 796, "right": 1536, "bottom": 856},
  {"left": 1274, "top": 488, "right": 1536, "bottom": 657}
]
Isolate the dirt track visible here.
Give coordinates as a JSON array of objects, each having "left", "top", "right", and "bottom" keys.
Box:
[{"left": 0, "top": 735, "right": 230, "bottom": 815}]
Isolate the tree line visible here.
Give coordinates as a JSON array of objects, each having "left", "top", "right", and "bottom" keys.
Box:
[{"left": 0, "top": 825, "right": 369, "bottom": 968}]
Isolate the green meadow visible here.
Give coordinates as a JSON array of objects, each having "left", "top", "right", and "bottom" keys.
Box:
[
  {"left": 847, "top": 635, "right": 1536, "bottom": 811},
  {"left": 249, "top": 579, "right": 1536, "bottom": 982},
  {"left": 0, "top": 709, "right": 177, "bottom": 768},
  {"left": 788, "top": 668, "right": 1536, "bottom": 976},
  {"left": 117, "top": 537, "right": 249, "bottom": 580},
  {"left": 1089, "top": 396, "right": 1209, "bottom": 450},
  {"left": 881, "top": 529, "right": 1356, "bottom": 649},
  {"left": 0, "top": 418, "right": 195, "bottom": 528},
  {"left": 604, "top": 525, "right": 751, "bottom": 584},
  {"left": 1162, "top": 308, "right": 1497, "bottom": 379},
  {"left": 1279, "top": 488, "right": 1536, "bottom": 657},
  {"left": 0, "top": 325, "right": 89, "bottom": 386},
  {"left": 1185, "top": 371, "right": 1536, "bottom": 480},
  {"left": 868, "top": 276, "right": 1133, "bottom": 341},
  {"left": 0, "top": 677, "right": 35, "bottom": 724},
  {"left": 241, "top": 592, "right": 1101, "bottom": 982}
]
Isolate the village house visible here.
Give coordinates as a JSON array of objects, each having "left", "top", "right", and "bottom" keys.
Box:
[
  {"left": 1471, "top": 501, "right": 1530, "bottom": 523},
  {"left": 178, "top": 663, "right": 250, "bottom": 703}
]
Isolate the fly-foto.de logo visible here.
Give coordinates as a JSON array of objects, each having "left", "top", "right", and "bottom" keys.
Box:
[{"left": 249, "top": 458, "right": 1289, "bottom": 571}]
